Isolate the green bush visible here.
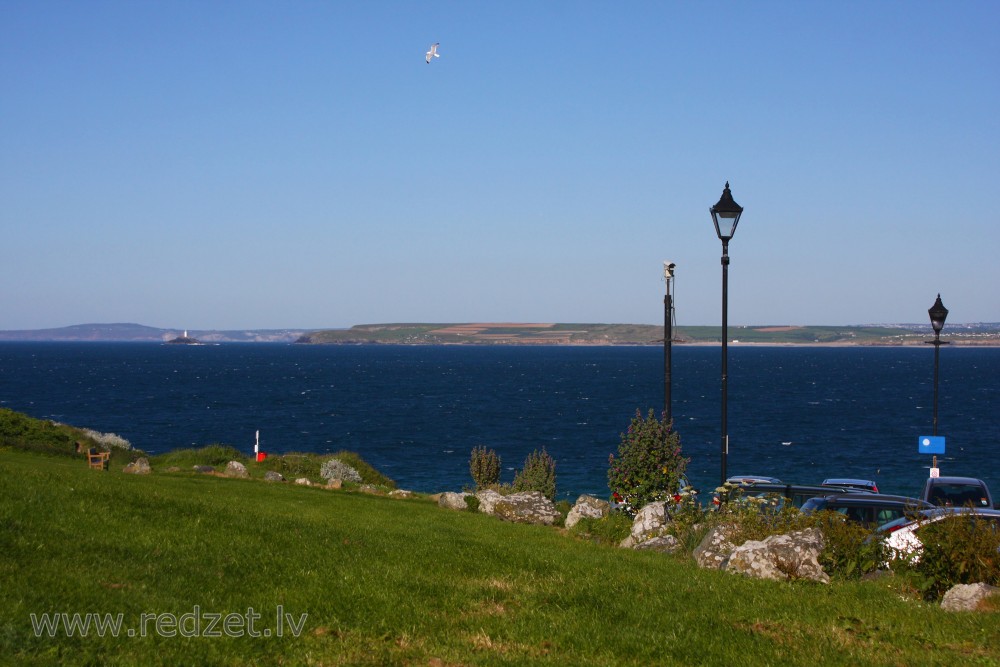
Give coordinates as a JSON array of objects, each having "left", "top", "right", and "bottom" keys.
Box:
[
  {"left": 151, "top": 444, "right": 247, "bottom": 468},
  {"left": 569, "top": 511, "right": 634, "bottom": 546},
  {"left": 469, "top": 445, "right": 501, "bottom": 490},
  {"left": 512, "top": 447, "right": 557, "bottom": 500},
  {"left": 608, "top": 409, "right": 688, "bottom": 516},
  {"left": 812, "top": 513, "right": 889, "bottom": 579},
  {"left": 907, "top": 514, "right": 1000, "bottom": 600},
  {"left": 0, "top": 408, "right": 97, "bottom": 457}
]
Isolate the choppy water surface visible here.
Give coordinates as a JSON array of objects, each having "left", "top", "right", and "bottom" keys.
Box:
[{"left": 1, "top": 343, "right": 995, "bottom": 500}]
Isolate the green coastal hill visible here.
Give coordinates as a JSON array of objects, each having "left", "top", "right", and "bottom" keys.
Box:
[{"left": 297, "top": 322, "right": 1000, "bottom": 346}]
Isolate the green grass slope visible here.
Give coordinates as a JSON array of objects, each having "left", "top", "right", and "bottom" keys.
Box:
[{"left": 2, "top": 449, "right": 998, "bottom": 666}]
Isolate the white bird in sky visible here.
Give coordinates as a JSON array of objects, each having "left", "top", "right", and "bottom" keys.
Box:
[{"left": 425, "top": 42, "right": 439, "bottom": 64}]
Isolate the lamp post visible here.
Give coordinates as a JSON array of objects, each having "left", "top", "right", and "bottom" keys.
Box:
[
  {"left": 927, "top": 295, "right": 949, "bottom": 445},
  {"left": 663, "top": 261, "right": 676, "bottom": 424},
  {"left": 710, "top": 182, "right": 743, "bottom": 486}
]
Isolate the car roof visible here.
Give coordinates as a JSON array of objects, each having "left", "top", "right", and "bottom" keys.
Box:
[
  {"left": 924, "top": 476, "right": 987, "bottom": 485},
  {"left": 727, "top": 475, "right": 782, "bottom": 484},
  {"left": 822, "top": 478, "right": 876, "bottom": 486},
  {"left": 878, "top": 506, "right": 1000, "bottom": 531},
  {"left": 804, "top": 493, "right": 932, "bottom": 506}
]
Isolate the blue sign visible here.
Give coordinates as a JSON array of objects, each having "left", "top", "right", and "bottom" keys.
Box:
[{"left": 918, "top": 435, "right": 945, "bottom": 454}]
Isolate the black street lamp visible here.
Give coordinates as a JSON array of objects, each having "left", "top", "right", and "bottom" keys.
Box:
[
  {"left": 927, "top": 294, "right": 949, "bottom": 439},
  {"left": 663, "top": 261, "right": 676, "bottom": 424},
  {"left": 710, "top": 182, "right": 743, "bottom": 486}
]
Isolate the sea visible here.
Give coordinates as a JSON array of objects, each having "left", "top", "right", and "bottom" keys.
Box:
[{"left": 0, "top": 342, "right": 996, "bottom": 501}]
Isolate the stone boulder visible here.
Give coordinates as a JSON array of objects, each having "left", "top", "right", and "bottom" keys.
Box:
[
  {"left": 326, "top": 478, "right": 343, "bottom": 490},
  {"left": 263, "top": 471, "right": 285, "bottom": 482},
  {"left": 941, "top": 583, "right": 1000, "bottom": 612},
  {"left": 122, "top": 457, "right": 151, "bottom": 475},
  {"left": 389, "top": 489, "right": 414, "bottom": 499},
  {"left": 492, "top": 491, "right": 560, "bottom": 526},
  {"left": 633, "top": 535, "right": 681, "bottom": 553},
  {"left": 438, "top": 492, "right": 471, "bottom": 510},
  {"left": 631, "top": 502, "right": 668, "bottom": 542},
  {"left": 725, "top": 528, "right": 829, "bottom": 583},
  {"left": 224, "top": 461, "right": 250, "bottom": 478},
  {"left": 475, "top": 489, "right": 504, "bottom": 516},
  {"left": 693, "top": 525, "right": 737, "bottom": 570},
  {"left": 193, "top": 465, "right": 216, "bottom": 474},
  {"left": 294, "top": 477, "right": 313, "bottom": 486},
  {"left": 565, "top": 495, "right": 610, "bottom": 529}
]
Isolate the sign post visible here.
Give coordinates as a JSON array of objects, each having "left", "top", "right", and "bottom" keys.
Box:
[{"left": 918, "top": 435, "right": 945, "bottom": 477}]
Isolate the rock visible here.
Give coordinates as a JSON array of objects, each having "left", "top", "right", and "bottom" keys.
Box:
[
  {"left": 631, "top": 502, "right": 668, "bottom": 542},
  {"left": 475, "top": 489, "right": 504, "bottom": 515},
  {"left": 166, "top": 466, "right": 181, "bottom": 473},
  {"left": 389, "top": 489, "right": 414, "bottom": 499},
  {"left": 122, "top": 457, "right": 151, "bottom": 475},
  {"left": 438, "top": 492, "right": 471, "bottom": 510},
  {"left": 263, "top": 471, "right": 285, "bottom": 482},
  {"left": 565, "top": 494, "right": 610, "bottom": 529},
  {"left": 193, "top": 465, "right": 216, "bottom": 474},
  {"left": 358, "top": 484, "right": 383, "bottom": 495},
  {"left": 725, "top": 528, "right": 829, "bottom": 583},
  {"left": 619, "top": 535, "right": 637, "bottom": 549},
  {"left": 634, "top": 535, "right": 681, "bottom": 553},
  {"left": 326, "top": 478, "right": 343, "bottom": 490},
  {"left": 693, "top": 525, "right": 736, "bottom": 570},
  {"left": 941, "top": 583, "right": 1000, "bottom": 612},
  {"left": 294, "top": 477, "right": 313, "bottom": 486},
  {"left": 492, "top": 491, "right": 560, "bottom": 526},
  {"left": 224, "top": 461, "right": 250, "bottom": 478}
]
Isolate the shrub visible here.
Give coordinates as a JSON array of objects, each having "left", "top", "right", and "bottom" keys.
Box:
[
  {"left": 469, "top": 446, "right": 501, "bottom": 490},
  {"left": 608, "top": 409, "right": 688, "bottom": 516},
  {"left": 326, "top": 450, "right": 396, "bottom": 488},
  {"left": 81, "top": 428, "right": 133, "bottom": 450},
  {"left": 812, "top": 513, "right": 889, "bottom": 579},
  {"left": 569, "top": 511, "right": 633, "bottom": 546},
  {"left": 908, "top": 514, "right": 1000, "bottom": 600},
  {"left": 512, "top": 448, "right": 557, "bottom": 500},
  {"left": 320, "top": 458, "right": 363, "bottom": 484}
]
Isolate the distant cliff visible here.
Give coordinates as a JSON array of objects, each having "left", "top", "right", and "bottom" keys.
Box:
[{"left": 0, "top": 323, "right": 310, "bottom": 343}]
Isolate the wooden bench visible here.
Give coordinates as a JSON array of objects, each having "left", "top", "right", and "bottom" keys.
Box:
[{"left": 87, "top": 448, "right": 110, "bottom": 470}]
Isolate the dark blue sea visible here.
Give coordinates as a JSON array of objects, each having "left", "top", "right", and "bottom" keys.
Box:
[{"left": 1, "top": 343, "right": 996, "bottom": 501}]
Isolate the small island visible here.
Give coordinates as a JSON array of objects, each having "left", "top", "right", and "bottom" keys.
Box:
[{"left": 166, "top": 330, "right": 202, "bottom": 345}]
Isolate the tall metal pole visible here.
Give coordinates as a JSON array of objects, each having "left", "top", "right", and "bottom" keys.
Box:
[
  {"left": 663, "top": 262, "right": 674, "bottom": 424},
  {"left": 932, "top": 328, "right": 941, "bottom": 437},
  {"left": 720, "top": 240, "right": 730, "bottom": 486}
]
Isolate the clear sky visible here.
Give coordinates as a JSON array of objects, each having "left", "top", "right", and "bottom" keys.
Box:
[{"left": 2, "top": 1, "right": 998, "bottom": 330}]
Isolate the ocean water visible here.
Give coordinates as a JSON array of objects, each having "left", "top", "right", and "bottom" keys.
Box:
[{"left": 0, "top": 342, "right": 996, "bottom": 501}]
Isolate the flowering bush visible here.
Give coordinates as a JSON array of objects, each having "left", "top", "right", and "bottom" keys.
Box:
[
  {"left": 512, "top": 447, "right": 557, "bottom": 500},
  {"left": 469, "top": 446, "right": 501, "bottom": 490},
  {"left": 607, "top": 409, "right": 688, "bottom": 517},
  {"left": 82, "top": 428, "right": 133, "bottom": 450},
  {"left": 320, "top": 457, "right": 362, "bottom": 484}
]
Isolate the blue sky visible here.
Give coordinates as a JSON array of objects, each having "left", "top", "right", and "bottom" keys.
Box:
[{"left": 2, "top": 1, "right": 998, "bottom": 330}]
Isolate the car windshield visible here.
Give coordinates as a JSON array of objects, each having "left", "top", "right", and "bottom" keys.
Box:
[{"left": 928, "top": 484, "right": 990, "bottom": 508}]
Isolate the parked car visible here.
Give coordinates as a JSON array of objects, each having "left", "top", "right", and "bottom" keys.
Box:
[
  {"left": 822, "top": 478, "right": 879, "bottom": 493},
  {"left": 878, "top": 507, "right": 1000, "bottom": 561},
  {"left": 920, "top": 476, "right": 995, "bottom": 509},
  {"left": 800, "top": 493, "right": 933, "bottom": 527},
  {"left": 735, "top": 482, "right": 861, "bottom": 509}
]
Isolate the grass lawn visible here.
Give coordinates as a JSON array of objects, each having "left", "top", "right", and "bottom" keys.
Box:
[{"left": 2, "top": 449, "right": 998, "bottom": 666}]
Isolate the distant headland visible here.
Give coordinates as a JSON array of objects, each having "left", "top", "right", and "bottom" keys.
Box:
[{"left": 0, "top": 322, "right": 998, "bottom": 346}]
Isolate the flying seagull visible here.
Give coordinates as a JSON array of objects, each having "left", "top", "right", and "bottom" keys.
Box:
[{"left": 425, "top": 42, "right": 439, "bottom": 64}]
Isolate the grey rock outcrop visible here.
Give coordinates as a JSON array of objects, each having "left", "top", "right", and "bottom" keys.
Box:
[
  {"left": 725, "top": 528, "right": 829, "bottom": 583},
  {"left": 294, "top": 477, "right": 313, "bottom": 486},
  {"left": 941, "top": 583, "right": 1000, "bottom": 612},
  {"left": 634, "top": 535, "right": 681, "bottom": 553},
  {"left": 438, "top": 492, "right": 471, "bottom": 510},
  {"left": 693, "top": 525, "right": 737, "bottom": 569},
  {"left": 193, "top": 465, "right": 215, "bottom": 474},
  {"left": 389, "top": 489, "right": 414, "bottom": 499},
  {"left": 224, "top": 461, "right": 250, "bottom": 478},
  {"left": 263, "top": 470, "right": 285, "bottom": 482},
  {"left": 122, "top": 457, "right": 151, "bottom": 475},
  {"left": 475, "top": 489, "right": 504, "bottom": 515},
  {"left": 630, "top": 502, "right": 668, "bottom": 542},
  {"left": 565, "top": 495, "right": 610, "bottom": 529},
  {"left": 492, "top": 491, "right": 560, "bottom": 526}
]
